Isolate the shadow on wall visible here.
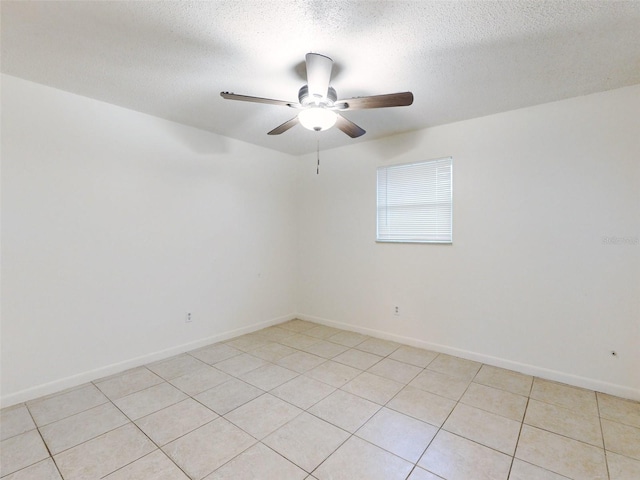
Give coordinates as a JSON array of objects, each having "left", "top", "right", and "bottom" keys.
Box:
[
  {"left": 159, "top": 120, "right": 229, "bottom": 156},
  {"left": 359, "top": 129, "right": 422, "bottom": 163}
]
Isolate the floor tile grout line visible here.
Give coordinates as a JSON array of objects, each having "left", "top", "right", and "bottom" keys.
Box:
[
  {"left": 148, "top": 412, "right": 219, "bottom": 447},
  {"left": 6, "top": 321, "right": 634, "bottom": 479},
  {"left": 504, "top": 370, "right": 537, "bottom": 479},
  {"left": 0, "top": 405, "right": 37, "bottom": 443},
  {"left": 521, "top": 376, "right": 613, "bottom": 449},
  {"left": 189, "top": 380, "right": 266, "bottom": 416},
  {"left": 97, "top": 448, "right": 186, "bottom": 480},
  {"left": 99, "top": 394, "right": 194, "bottom": 480},
  {"left": 520, "top": 422, "right": 610, "bottom": 450},
  {"left": 513, "top": 375, "right": 614, "bottom": 480},
  {"left": 365, "top": 359, "right": 473, "bottom": 479},
  {"left": 595, "top": 393, "right": 612, "bottom": 480},
  {"left": 40, "top": 416, "right": 130, "bottom": 458},
  {"left": 236, "top": 357, "right": 426, "bottom": 475},
  {"left": 21, "top": 404, "right": 66, "bottom": 479},
  {"left": 303, "top": 401, "right": 379, "bottom": 438},
  {"left": 413, "top": 362, "right": 521, "bottom": 478},
  {"left": 456, "top": 384, "right": 528, "bottom": 422},
  {"left": 23, "top": 401, "right": 131, "bottom": 479},
  {"left": 199, "top": 438, "right": 269, "bottom": 478},
  {"left": 99, "top": 378, "right": 174, "bottom": 404},
  {"left": 39, "top": 386, "right": 202, "bottom": 478},
  {"left": 24, "top": 386, "right": 110, "bottom": 429},
  {"left": 230, "top": 331, "right": 400, "bottom": 376},
  {"left": 394, "top": 359, "right": 616, "bottom": 452},
  {"left": 23, "top": 383, "right": 88, "bottom": 409},
  {"left": 507, "top": 394, "right": 531, "bottom": 479},
  {"left": 260, "top": 414, "right": 352, "bottom": 476}
]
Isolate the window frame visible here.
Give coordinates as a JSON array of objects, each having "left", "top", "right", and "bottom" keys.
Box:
[{"left": 376, "top": 156, "right": 453, "bottom": 244}]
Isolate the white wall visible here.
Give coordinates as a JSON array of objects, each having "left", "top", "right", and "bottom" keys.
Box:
[
  {"left": 1, "top": 75, "right": 298, "bottom": 405},
  {"left": 296, "top": 85, "right": 640, "bottom": 400},
  {"left": 2, "top": 75, "right": 638, "bottom": 406}
]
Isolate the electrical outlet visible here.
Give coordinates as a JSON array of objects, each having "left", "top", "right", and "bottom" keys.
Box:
[
  {"left": 186, "top": 312, "right": 192, "bottom": 323},
  {"left": 394, "top": 306, "right": 400, "bottom": 316}
]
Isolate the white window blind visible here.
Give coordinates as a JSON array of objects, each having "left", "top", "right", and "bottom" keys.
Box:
[{"left": 377, "top": 157, "right": 453, "bottom": 243}]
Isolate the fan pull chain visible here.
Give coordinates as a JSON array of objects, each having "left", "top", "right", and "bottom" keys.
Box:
[{"left": 317, "top": 139, "right": 320, "bottom": 175}]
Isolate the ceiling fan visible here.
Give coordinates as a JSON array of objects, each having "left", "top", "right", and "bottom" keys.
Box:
[{"left": 220, "top": 53, "right": 413, "bottom": 138}]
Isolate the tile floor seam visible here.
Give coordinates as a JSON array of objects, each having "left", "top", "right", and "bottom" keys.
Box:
[
  {"left": 508, "top": 394, "right": 531, "bottom": 480},
  {"left": 512, "top": 459, "right": 574, "bottom": 479},
  {"left": 104, "top": 393, "right": 190, "bottom": 479},
  {"left": 97, "top": 390, "right": 189, "bottom": 480},
  {"left": 262, "top": 416, "right": 352, "bottom": 475},
  {"left": 474, "top": 380, "right": 524, "bottom": 397},
  {"left": 304, "top": 406, "right": 366, "bottom": 438},
  {"left": 398, "top": 417, "right": 441, "bottom": 479},
  {"left": 266, "top": 384, "right": 328, "bottom": 412},
  {"left": 25, "top": 383, "right": 88, "bottom": 408},
  {"left": 146, "top": 415, "right": 220, "bottom": 447},
  {"left": 26, "top": 395, "right": 110, "bottom": 429},
  {"left": 43, "top": 420, "right": 128, "bottom": 457},
  {"left": 4, "top": 320, "right": 637, "bottom": 480},
  {"left": 458, "top": 385, "right": 528, "bottom": 421},
  {"left": 221, "top": 392, "right": 305, "bottom": 441},
  {"left": 526, "top": 394, "right": 602, "bottom": 419},
  {"left": 509, "top": 376, "right": 541, "bottom": 478},
  {"left": 190, "top": 379, "right": 262, "bottom": 415},
  {"left": 106, "top": 380, "right": 172, "bottom": 403},
  {"left": 219, "top": 391, "right": 269, "bottom": 431},
  {"left": 246, "top": 348, "right": 334, "bottom": 372},
  {"left": 408, "top": 373, "right": 467, "bottom": 479},
  {"left": 417, "top": 362, "right": 532, "bottom": 478},
  {"left": 440, "top": 373, "right": 526, "bottom": 460},
  {"left": 96, "top": 448, "right": 184, "bottom": 480},
  {"left": 31, "top": 406, "right": 66, "bottom": 479},
  {"left": 596, "top": 392, "right": 613, "bottom": 480},
  {"left": 515, "top": 424, "right": 612, "bottom": 480},
  {"left": 326, "top": 337, "right": 367, "bottom": 348},
  {"left": 1, "top": 404, "right": 35, "bottom": 442},
  {"left": 432, "top": 429, "right": 516, "bottom": 468},
  {"left": 154, "top": 356, "right": 616, "bottom": 473},
  {"left": 404, "top": 465, "right": 416, "bottom": 480},
  {"left": 116, "top": 391, "right": 188, "bottom": 422},
  {"left": 307, "top": 430, "right": 357, "bottom": 477},
  {"left": 348, "top": 434, "right": 419, "bottom": 467},
  {"left": 186, "top": 349, "right": 244, "bottom": 364},
  {"left": 520, "top": 421, "right": 609, "bottom": 453},
  {"left": 193, "top": 438, "right": 259, "bottom": 480}
]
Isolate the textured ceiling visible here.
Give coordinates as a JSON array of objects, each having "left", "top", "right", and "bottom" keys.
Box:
[{"left": 2, "top": 1, "right": 640, "bottom": 155}]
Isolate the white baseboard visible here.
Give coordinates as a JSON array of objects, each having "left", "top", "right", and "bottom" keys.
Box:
[
  {"left": 297, "top": 313, "right": 640, "bottom": 401},
  {"left": 0, "top": 313, "right": 296, "bottom": 408},
  {"left": 5, "top": 311, "right": 637, "bottom": 406}
]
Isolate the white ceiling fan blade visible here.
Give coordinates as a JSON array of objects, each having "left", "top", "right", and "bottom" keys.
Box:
[{"left": 305, "top": 53, "right": 333, "bottom": 100}]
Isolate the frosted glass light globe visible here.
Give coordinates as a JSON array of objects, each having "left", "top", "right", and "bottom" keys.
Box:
[{"left": 298, "top": 107, "right": 337, "bottom": 131}]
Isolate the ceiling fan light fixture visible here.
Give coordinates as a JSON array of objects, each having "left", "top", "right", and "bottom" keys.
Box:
[
  {"left": 298, "top": 107, "right": 337, "bottom": 132},
  {"left": 221, "top": 53, "right": 413, "bottom": 138}
]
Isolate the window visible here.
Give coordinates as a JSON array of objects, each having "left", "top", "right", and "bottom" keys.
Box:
[{"left": 376, "top": 157, "right": 452, "bottom": 243}]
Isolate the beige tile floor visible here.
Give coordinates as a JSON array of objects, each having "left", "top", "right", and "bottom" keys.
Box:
[{"left": 1, "top": 319, "right": 639, "bottom": 479}]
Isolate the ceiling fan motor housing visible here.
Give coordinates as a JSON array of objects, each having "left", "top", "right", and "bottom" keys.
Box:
[{"left": 298, "top": 85, "right": 337, "bottom": 107}]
